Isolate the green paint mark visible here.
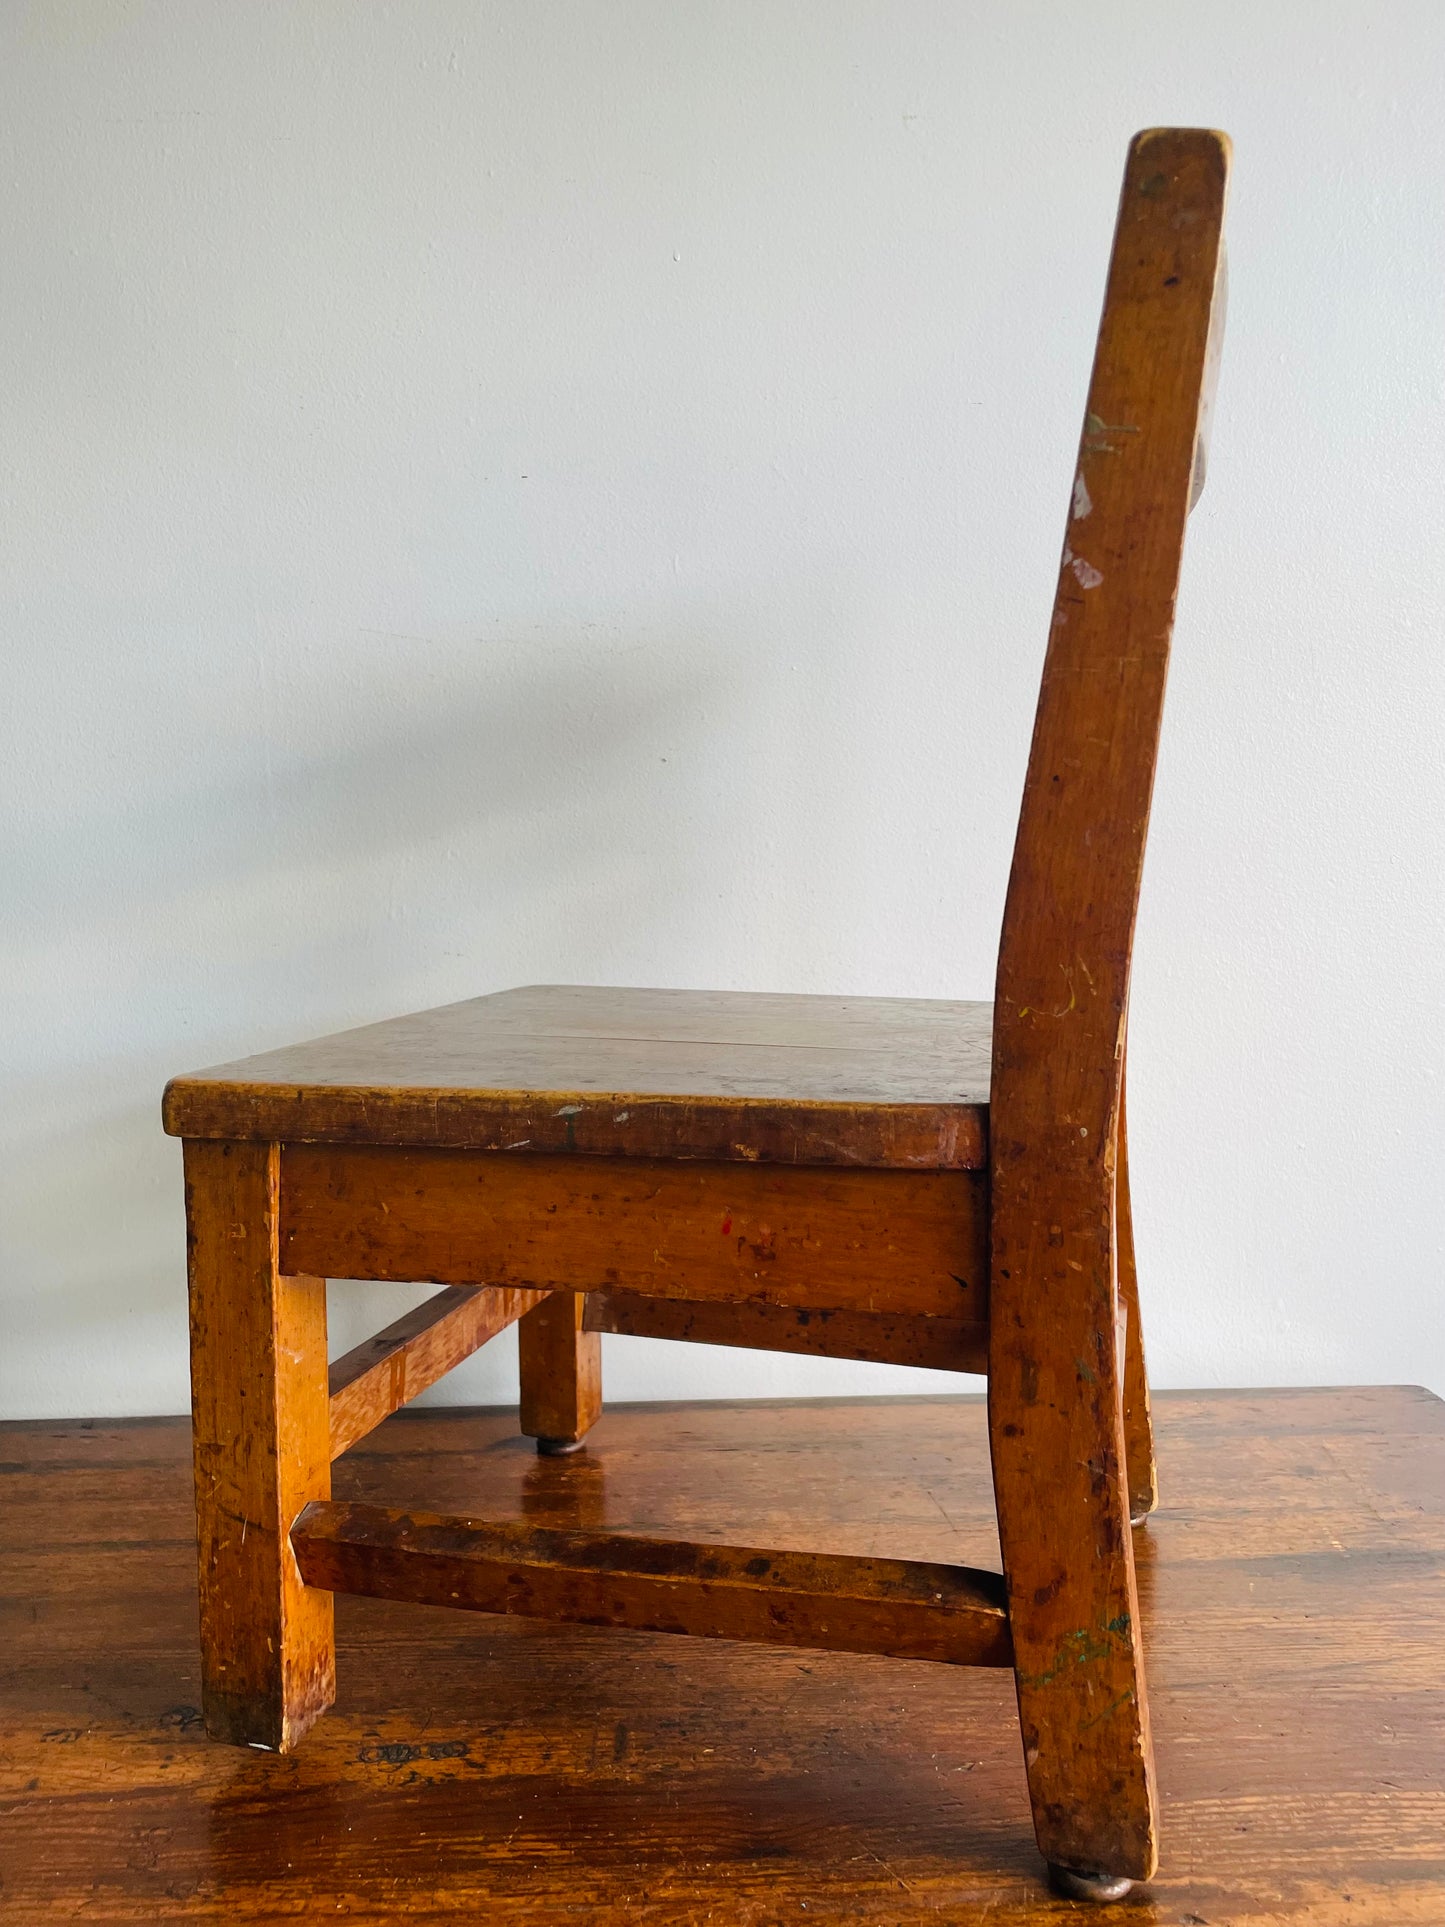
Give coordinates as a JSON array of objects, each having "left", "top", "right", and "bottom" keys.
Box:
[
  {"left": 1017, "top": 1613, "right": 1133, "bottom": 1690},
  {"left": 1019, "top": 1625, "right": 1114, "bottom": 1688}
]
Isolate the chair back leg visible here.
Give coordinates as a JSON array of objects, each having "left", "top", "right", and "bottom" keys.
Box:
[
  {"left": 988, "top": 1160, "right": 1156, "bottom": 1883},
  {"left": 1117, "top": 1085, "right": 1158, "bottom": 1524},
  {"left": 519, "top": 1290, "right": 603, "bottom": 1452}
]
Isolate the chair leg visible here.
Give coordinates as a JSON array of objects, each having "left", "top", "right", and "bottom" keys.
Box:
[
  {"left": 988, "top": 1228, "right": 1158, "bottom": 1890},
  {"left": 518, "top": 1291, "right": 602, "bottom": 1454},
  {"left": 1116, "top": 1096, "right": 1158, "bottom": 1526},
  {"left": 183, "top": 1139, "right": 334, "bottom": 1751}
]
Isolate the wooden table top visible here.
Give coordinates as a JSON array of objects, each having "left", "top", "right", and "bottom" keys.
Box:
[{"left": 3, "top": 1385, "right": 1442, "bottom": 1923}]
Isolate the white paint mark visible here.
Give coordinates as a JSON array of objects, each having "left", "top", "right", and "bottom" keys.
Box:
[
  {"left": 1064, "top": 542, "right": 1104, "bottom": 590},
  {"left": 1072, "top": 472, "right": 1092, "bottom": 520},
  {"left": 504, "top": 1139, "right": 531, "bottom": 1150},
  {"left": 555, "top": 1104, "right": 584, "bottom": 1117},
  {"left": 614, "top": 1110, "right": 630, "bottom": 1122}
]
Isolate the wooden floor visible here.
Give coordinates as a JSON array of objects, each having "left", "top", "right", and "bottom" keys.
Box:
[{"left": 2, "top": 1387, "right": 1442, "bottom": 1924}]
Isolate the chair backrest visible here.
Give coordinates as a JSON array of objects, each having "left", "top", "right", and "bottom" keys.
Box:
[
  {"left": 984, "top": 132, "right": 1229, "bottom": 1882},
  {"left": 991, "top": 127, "right": 1229, "bottom": 1221}
]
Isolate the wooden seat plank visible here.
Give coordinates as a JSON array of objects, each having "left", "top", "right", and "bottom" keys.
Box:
[{"left": 162, "top": 985, "right": 992, "bottom": 1170}]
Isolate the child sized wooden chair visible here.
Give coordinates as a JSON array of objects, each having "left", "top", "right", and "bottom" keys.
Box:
[{"left": 163, "top": 128, "right": 1229, "bottom": 1902}]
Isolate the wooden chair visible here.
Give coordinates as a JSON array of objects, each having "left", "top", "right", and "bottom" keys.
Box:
[{"left": 163, "top": 128, "right": 1229, "bottom": 1902}]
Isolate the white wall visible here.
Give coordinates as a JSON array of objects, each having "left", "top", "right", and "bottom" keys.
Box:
[{"left": 5, "top": 1, "right": 1443, "bottom": 1420}]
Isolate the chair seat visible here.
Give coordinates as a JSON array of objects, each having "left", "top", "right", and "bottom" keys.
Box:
[{"left": 163, "top": 983, "right": 992, "bottom": 1170}]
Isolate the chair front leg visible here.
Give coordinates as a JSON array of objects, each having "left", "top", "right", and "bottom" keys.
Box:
[
  {"left": 519, "top": 1290, "right": 602, "bottom": 1454},
  {"left": 184, "top": 1139, "right": 334, "bottom": 1750}
]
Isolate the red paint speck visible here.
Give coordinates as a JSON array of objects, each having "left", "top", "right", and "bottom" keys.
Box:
[{"left": 720, "top": 1217, "right": 732, "bottom": 1236}]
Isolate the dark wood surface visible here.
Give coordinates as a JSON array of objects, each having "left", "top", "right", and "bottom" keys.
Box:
[
  {"left": 161, "top": 984, "right": 992, "bottom": 1169},
  {"left": 3, "top": 1386, "right": 1441, "bottom": 1924}
]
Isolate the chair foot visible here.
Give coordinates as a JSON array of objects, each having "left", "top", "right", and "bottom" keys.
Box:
[
  {"left": 1047, "top": 1864, "right": 1134, "bottom": 1903},
  {"left": 535, "top": 1435, "right": 586, "bottom": 1456}
]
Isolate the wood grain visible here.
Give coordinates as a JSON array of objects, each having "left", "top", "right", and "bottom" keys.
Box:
[
  {"left": 162, "top": 984, "right": 991, "bottom": 1170},
  {"left": 329, "top": 1284, "right": 548, "bottom": 1459},
  {"left": 291, "top": 1501, "right": 1014, "bottom": 1667},
  {"left": 279, "top": 1145, "right": 990, "bottom": 1324},
  {"left": 3, "top": 1388, "right": 1441, "bottom": 1924},
  {"left": 183, "top": 1138, "right": 334, "bottom": 1750},
  {"left": 987, "top": 127, "right": 1229, "bottom": 1883},
  {"left": 586, "top": 1291, "right": 989, "bottom": 1374}
]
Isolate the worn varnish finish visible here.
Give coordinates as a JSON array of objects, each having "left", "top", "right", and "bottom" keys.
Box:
[
  {"left": 280, "top": 1145, "right": 990, "bottom": 1323},
  {"left": 160, "top": 131, "right": 1232, "bottom": 1894},
  {"left": 328, "top": 1284, "right": 548, "bottom": 1460},
  {"left": 291, "top": 1501, "right": 1014, "bottom": 1666},
  {"left": 183, "top": 1139, "right": 334, "bottom": 1750},
  {"left": 163, "top": 984, "right": 993, "bottom": 1170},
  {"left": 987, "top": 127, "right": 1229, "bottom": 1883},
  {"left": 4, "top": 1390, "right": 1443, "bottom": 1925}
]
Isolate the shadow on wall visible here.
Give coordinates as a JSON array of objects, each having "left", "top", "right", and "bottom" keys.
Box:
[
  {"left": 12, "top": 634, "right": 743, "bottom": 980},
  {"left": 3, "top": 626, "right": 754, "bottom": 1417}
]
